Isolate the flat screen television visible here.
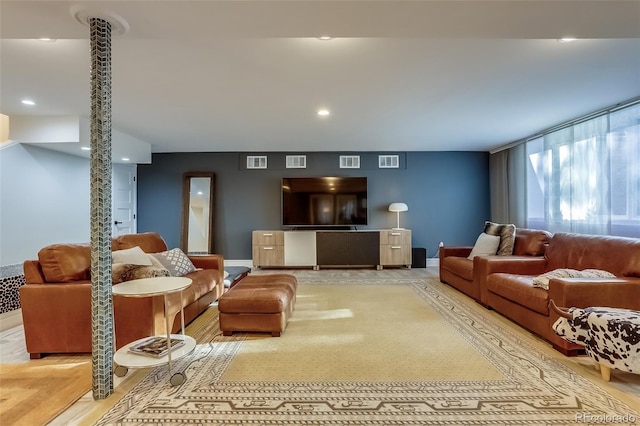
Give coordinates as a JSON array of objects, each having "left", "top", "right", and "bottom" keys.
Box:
[{"left": 282, "top": 177, "right": 368, "bottom": 227}]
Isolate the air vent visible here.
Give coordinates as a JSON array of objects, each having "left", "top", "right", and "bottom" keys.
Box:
[
  {"left": 378, "top": 155, "right": 399, "bottom": 168},
  {"left": 246, "top": 155, "right": 267, "bottom": 169},
  {"left": 339, "top": 155, "right": 360, "bottom": 169},
  {"left": 286, "top": 155, "right": 306, "bottom": 169}
]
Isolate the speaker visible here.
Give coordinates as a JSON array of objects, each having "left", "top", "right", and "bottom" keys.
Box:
[{"left": 411, "top": 247, "right": 427, "bottom": 268}]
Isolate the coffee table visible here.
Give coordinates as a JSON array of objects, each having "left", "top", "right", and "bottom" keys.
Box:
[{"left": 112, "top": 276, "right": 196, "bottom": 386}]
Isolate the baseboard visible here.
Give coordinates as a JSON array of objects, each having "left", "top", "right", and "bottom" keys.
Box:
[
  {"left": 426, "top": 258, "right": 439, "bottom": 268},
  {"left": 224, "top": 258, "right": 439, "bottom": 269},
  {"left": 0, "top": 309, "right": 22, "bottom": 331}
]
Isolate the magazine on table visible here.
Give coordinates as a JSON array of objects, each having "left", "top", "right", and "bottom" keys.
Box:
[{"left": 128, "top": 336, "right": 185, "bottom": 358}]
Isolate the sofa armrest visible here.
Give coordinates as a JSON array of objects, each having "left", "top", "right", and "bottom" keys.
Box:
[
  {"left": 440, "top": 246, "right": 473, "bottom": 259},
  {"left": 548, "top": 277, "right": 640, "bottom": 311},
  {"left": 476, "top": 256, "right": 548, "bottom": 275},
  {"left": 189, "top": 254, "right": 224, "bottom": 270},
  {"left": 475, "top": 256, "right": 548, "bottom": 305},
  {"left": 20, "top": 282, "right": 93, "bottom": 356}
]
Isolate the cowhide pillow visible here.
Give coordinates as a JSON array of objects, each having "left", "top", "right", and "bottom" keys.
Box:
[
  {"left": 532, "top": 268, "right": 616, "bottom": 290},
  {"left": 112, "top": 263, "right": 171, "bottom": 284}
]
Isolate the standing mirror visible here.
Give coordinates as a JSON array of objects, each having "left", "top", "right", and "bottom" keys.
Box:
[{"left": 181, "top": 172, "right": 215, "bottom": 254}]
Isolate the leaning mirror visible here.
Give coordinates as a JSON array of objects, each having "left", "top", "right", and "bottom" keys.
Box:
[{"left": 181, "top": 172, "right": 215, "bottom": 254}]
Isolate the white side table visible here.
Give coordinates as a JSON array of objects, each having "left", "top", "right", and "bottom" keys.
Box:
[{"left": 112, "top": 276, "right": 195, "bottom": 386}]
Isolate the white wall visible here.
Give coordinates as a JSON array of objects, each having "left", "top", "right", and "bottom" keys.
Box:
[{"left": 0, "top": 143, "right": 90, "bottom": 265}]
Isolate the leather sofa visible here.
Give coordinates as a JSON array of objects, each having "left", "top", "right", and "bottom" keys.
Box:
[
  {"left": 439, "top": 228, "right": 552, "bottom": 303},
  {"left": 20, "top": 232, "right": 224, "bottom": 359},
  {"left": 476, "top": 232, "right": 640, "bottom": 355}
]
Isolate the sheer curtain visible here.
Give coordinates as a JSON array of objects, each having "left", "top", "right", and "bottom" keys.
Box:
[{"left": 524, "top": 102, "right": 639, "bottom": 237}]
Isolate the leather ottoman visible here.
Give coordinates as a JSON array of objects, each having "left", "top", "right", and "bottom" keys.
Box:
[{"left": 218, "top": 274, "right": 297, "bottom": 337}]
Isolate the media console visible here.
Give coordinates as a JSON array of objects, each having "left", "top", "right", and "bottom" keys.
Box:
[{"left": 252, "top": 229, "right": 411, "bottom": 269}]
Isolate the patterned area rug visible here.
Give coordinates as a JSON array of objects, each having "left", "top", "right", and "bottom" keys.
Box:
[{"left": 94, "top": 271, "right": 640, "bottom": 424}]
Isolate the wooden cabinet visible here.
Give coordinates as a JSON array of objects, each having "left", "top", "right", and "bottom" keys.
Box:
[
  {"left": 252, "top": 231, "right": 284, "bottom": 267},
  {"left": 316, "top": 231, "right": 379, "bottom": 267},
  {"left": 379, "top": 229, "right": 412, "bottom": 268},
  {"left": 252, "top": 229, "right": 410, "bottom": 269}
]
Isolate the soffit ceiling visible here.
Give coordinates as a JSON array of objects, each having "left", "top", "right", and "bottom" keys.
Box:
[{"left": 1, "top": 1, "right": 639, "bottom": 156}]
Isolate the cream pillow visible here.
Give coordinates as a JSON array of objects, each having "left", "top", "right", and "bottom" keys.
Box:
[
  {"left": 467, "top": 233, "right": 501, "bottom": 260},
  {"left": 532, "top": 268, "right": 616, "bottom": 290},
  {"left": 112, "top": 246, "right": 152, "bottom": 266}
]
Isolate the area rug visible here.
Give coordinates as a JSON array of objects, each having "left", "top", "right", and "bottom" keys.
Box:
[
  {"left": 92, "top": 274, "right": 640, "bottom": 424},
  {"left": 0, "top": 359, "right": 92, "bottom": 425}
]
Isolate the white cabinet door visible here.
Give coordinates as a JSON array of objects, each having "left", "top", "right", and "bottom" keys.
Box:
[{"left": 284, "top": 231, "right": 317, "bottom": 266}]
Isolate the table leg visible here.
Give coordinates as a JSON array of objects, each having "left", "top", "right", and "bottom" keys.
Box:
[
  {"left": 164, "top": 293, "right": 172, "bottom": 374},
  {"left": 599, "top": 364, "right": 611, "bottom": 381}
]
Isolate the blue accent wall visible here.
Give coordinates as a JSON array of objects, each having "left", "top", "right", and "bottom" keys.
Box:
[{"left": 137, "top": 151, "right": 490, "bottom": 260}]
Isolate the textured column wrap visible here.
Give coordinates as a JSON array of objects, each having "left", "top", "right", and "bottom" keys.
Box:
[{"left": 89, "top": 17, "right": 114, "bottom": 400}]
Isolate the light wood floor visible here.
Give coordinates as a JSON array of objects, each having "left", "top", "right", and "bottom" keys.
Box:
[{"left": 1, "top": 268, "right": 639, "bottom": 425}]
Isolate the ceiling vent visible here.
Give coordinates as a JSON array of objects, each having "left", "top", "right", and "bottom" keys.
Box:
[
  {"left": 246, "top": 155, "right": 267, "bottom": 169},
  {"left": 286, "top": 155, "right": 307, "bottom": 169},
  {"left": 378, "top": 155, "right": 399, "bottom": 168},
  {"left": 339, "top": 155, "right": 360, "bottom": 169}
]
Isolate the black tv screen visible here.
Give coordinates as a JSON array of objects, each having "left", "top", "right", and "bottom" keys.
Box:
[{"left": 282, "top": 177, "right": 368, "bottom": 227}]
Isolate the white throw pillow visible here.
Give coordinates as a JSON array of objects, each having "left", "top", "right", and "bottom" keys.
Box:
[
  {"left": 467, "top": 233, "right": 501, "bottom": 260},
  {"left": 112, "top": 246, "right": 152, "bottom": 266}
]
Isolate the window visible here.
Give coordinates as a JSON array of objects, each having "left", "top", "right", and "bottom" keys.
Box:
[{"left": 526, "top": 103, "right": 639, "bottom": 237}]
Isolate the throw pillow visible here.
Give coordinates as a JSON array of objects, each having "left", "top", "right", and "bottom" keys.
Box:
[
  {"left": 532, "top": 268, "right": 616, "bottom": 290},
  {"left": 112, "top": 263, "right": 170, "bottom": 284},
  {"left": 151, "top": 248, "right": 197, "bottom": 277},
  {"left": 112, "top": 246, "right": 152, "bottom": 266},
  {"left": 467, "top": 232, "right": 501, "bottom": 260},
  {"left": 484, "top": 221, "right": 516, "bottom": 256}
]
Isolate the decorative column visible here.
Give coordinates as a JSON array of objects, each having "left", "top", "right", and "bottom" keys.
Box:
[{"left": 89, "top": 16, "right": 114, "bottom": 400}]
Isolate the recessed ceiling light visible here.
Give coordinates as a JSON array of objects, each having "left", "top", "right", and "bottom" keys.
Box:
[
  {"left": 317, "top": 109, "right": 330, "bottom": 116},
  {"left": 558, "top": 37, "right": 577, "bottom": 43},
  {"left": 122, "top": 157, "right": 130, "bottom": 162},
  {"left": 21, "top": 99, "right": 36, "bottom": 106},
  {"left": 317, "top": 36, "right": 333, "bottom": 41},
  {"left": 81, "top": 146, "right": 91, "bottom": 151}
]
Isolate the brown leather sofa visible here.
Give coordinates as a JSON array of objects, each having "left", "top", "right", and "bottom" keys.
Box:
[
  {"left": 439, "top": 228, "right": 552, "bottom": 303},
  {"left": 476, "top": 232, "right": 640, "bottom": 355},
  {"left": 20, "top": 232, "right": 224, "bottom": 358}
]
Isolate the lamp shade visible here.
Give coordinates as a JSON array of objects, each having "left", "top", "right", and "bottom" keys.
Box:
[{"left": 388, "top": 202, "right": 408, "bottom": 212}]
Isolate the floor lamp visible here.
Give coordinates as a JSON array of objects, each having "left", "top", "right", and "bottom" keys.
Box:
[{"left": 388, "top": 202, "right": 408, "bottom": 229}]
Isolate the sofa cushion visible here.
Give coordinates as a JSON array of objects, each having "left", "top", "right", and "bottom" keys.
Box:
[
  {"left": 152, "top": 248, "right": 197, "bottom": 277},
  {"left": 165, "top": 269, "right": 220, "bottom": 314},
  {"left": 38, "top": 244, "right": 91, "bottom": 283},
  {"left": 467, "top": 232, "right": 500, "bottom": 260},
  {"left": 546, "top": 233, "right": 640, "bottom": 277},
  {"left": 442, "top": 256, "right": 474, "bottom": 281},
  {"left": 484, "top": 221, "right": 516, "bottom": 255},
  {"left": 487, "top": 273, "right": 549, "bottom": 315},
  {"left": 114, "top": 232, "right": 168, "bottom": 254},
  {"left": 513, "top": 228, "right": 552, "bottom": 256}
]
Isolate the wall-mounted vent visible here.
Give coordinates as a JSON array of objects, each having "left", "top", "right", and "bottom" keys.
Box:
[
  {"left": 286, "top": 155, "right": 306, "bottom": 169},
  {"left": 246, "top": 155, "right": 267, "bottom": 169},
  {"left": 339, "top": 155, "right": 360, "bottom": 169},
  {"left": 378, "top": 155, "right": 399, "bottom": 168}
]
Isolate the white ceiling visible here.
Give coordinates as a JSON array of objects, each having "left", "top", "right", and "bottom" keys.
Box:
[{"left": 1, "top": 0, "right": 639, "bottom": 158}]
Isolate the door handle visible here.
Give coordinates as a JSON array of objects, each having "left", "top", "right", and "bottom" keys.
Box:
[{"left": 114, "top": 220, "right": 123, "bottom": 225}]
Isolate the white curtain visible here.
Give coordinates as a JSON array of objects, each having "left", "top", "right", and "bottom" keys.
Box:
[{"left": 525, "top": 102, "right": 640, "bottom": 237}]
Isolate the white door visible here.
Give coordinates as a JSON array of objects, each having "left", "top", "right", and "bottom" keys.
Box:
[{"left": 112, "top": 164, "right": 137, "bottom": 237}]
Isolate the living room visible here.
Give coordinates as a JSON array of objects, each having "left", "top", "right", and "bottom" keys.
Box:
[{"left": 1, "top": 1, "right": 640, "bottom": 424}]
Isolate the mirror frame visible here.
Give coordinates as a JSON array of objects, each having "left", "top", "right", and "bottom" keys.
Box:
[{"left": 181, "top": 172, "right": 215, "bottom": 254}]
